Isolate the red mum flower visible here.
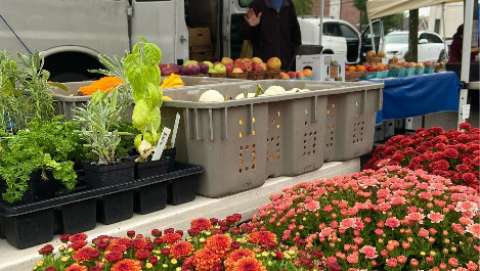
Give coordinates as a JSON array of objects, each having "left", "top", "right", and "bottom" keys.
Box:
[
  {"left": 110, "top": 259, "right": 142, "bottom": 271},
  {"left": 171, "top": 241, "right": 194, "bottom": 259},
  {"left": 45, "top": 267, "right": 57, "bottom": 271},
  {"left": 134, "top": 249, "right": 151, "bottom": 261},
  {"left": 92, "top": 235, "right": 110, "bottom": 250},
  {"left": 162, "top": 232, "right": 182, "bottom": 244},
  {"left": 105, "top": 250, "right": 124, "bottom": 263},
  {"left": 69, "top": 233, "right": 87, "bottom": 243},
  {"left": 191, "top": 218, "right": 212, "bottom": 232},
  {"left": 65, "top": 264, "right": 87, "bottom": 271},
  {"left": 205, "top": 234, "right": 232, "bottom": 256},
  {"left": 445, "top": 148, "right": 459, "bottom": 159},
  {"left": 248, "top": 231, "right": 277, "bottom": 249},
  {"left": 72, "top": 247, "right": 99, "bottom": 262},
  {"left": 38, "top": 244, "right": 54, "bottom": 255}
]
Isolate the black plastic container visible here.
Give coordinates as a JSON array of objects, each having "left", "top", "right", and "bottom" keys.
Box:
[
  {"left": 135, "top": 182, "right": 168, "bottom": 214},
  {"left": 135, "top": 148, "right": 176, "bottom": 179},
  {"left": 21, "top": 171, "right": 62, "bottom": 203},
  {"left": 97, "top": 191, "right": 134, "bottom": 225},
  {"left": 3, "top": 210, "right": 54, "bottom": 249},
  {"left": 58, "top": 199, "right": 97, "bottom": 234},
  {"left": 0, "top": 216, "right": 4, "bottom": 239},
  {"left": 83, "top": 160, "right": 135, "bottom": 188},
  {"left": 168, "top": 173, "right": 199, "bottom": 205}
]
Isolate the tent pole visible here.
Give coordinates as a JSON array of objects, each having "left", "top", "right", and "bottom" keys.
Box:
[
  {"left": 319, "top": 0, "right": 324, "bottom": 52},
  {"left": 458, "top": 0, "right": 474, "bottom": 127},
  {"left": 369, "top": 19, "right": 376, "bottom": 52},
  {"left": 441, "top": 3, "right": 448, "bottom": 60}
]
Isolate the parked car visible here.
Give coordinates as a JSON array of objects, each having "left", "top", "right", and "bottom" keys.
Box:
[
  {"left": 298, "top": 17, "right": 361, "bottom": 64},
  {"left": 384, "top": 31, "right": 448, "bottom": 62}
]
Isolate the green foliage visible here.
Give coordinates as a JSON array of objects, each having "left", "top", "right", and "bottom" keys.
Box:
[
  {"left": 354, "top": 0, "right": 404, "bottom": 33},
  {"left": 293, "top": 0, "right": 313, "bottom": 16},
  {"left": 74, "top": 91, "right": 126, "bottom": 165},
  {"left": 0, "top": 51, "right": 56, "bottom": 132},
  {"left": 123, "top": 39, "right": 163, "bottom": 162},
  {"left": 0, "top": 118, "right": 79, "bottom": 203}
]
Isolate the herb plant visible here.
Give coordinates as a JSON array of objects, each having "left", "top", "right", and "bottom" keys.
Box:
[
  {"left": 123, "top": 39, "right": 163, "bottom": 162},
  {"left": 0, "top": 118, "right": 79, "bottom": 203},
  {"left": 74, "top": 90, "right": 126, "bottom": 165}
]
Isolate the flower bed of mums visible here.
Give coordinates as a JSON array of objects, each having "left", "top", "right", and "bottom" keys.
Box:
[
  {"left": 252, "top": 166, "right": 480, "bottom": 270},
  {"left": 365, "top": 122, "right": 480, "bottom": 189},
  {"left": 33, "top": 214, "right": 308, "bottom": 271}
]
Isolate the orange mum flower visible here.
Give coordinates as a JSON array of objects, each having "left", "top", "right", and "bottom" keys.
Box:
[
  {"left": 233, "top": 257, "right": 267, "bottom": 271},
  {"left": 193, "top": 248, "right": 222, "bottom": 271},
  {"left": 78, "top": 76, "right": 123, "bottom": 96},
  {"left": 248, "top": 231, "right": 277, "bottom": 249},
  {"left": 170, "top": 241, "right": 193, "bottom": 259},
  {"left": 225, "top": 248, "right": 256, "bottom": 271},
  {"left": 110, "top": 259, "right": 142, "bottom": 271},
  {"left": 65, "top": 264, "right": 88, "bottom": 271},
  {"left": 205, "top": 234, "right": 232, "bottom": 256}
]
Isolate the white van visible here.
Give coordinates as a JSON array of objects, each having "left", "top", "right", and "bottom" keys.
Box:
[{"left": 1, "top": 0, "right": 365, "bottom": 81}]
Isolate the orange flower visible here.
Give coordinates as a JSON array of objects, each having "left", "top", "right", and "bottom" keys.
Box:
[
  {"left": 65, "top": 264, "right": 88, "bottom": 271},
  {"left": 78, "top": 76, "right": 122, "bottom": 96},
  {"left": 193, "top": 248, "right": 222, "bottom": 271},
  {"left": 170, "top": 241, "right": 193, "bottom": 259},
  {"left": 110, "top": 259, "right": 142, "bottom": 271},
  {"left": 225, "top": 249, "right": 256, "bottom": 271},
  {"left": 205, "top": 234, "right": 232, "bottom": 256},
  {"left": 233, "top": 257, "right": 267, "bottom": 271},
  {"left": 248, "top": 231, "right": 277, "bottom": 249}
]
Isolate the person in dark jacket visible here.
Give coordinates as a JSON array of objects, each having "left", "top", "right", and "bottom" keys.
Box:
[{"left": 244, "top": 0, "right": 301, "bottom": 70}]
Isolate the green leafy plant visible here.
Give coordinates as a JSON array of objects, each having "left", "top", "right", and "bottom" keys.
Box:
[
  {"left": 0, "top": 118, "right": 79, "bottom": 203},
  {"left": 74, "top": 90, "right": 126, "bottom": 165},
  {"left": 0, "top": 51, "right": 58, "bottom": 132},
  {"left": 122, "top": 39, "right": 163, "bottom": 162}
]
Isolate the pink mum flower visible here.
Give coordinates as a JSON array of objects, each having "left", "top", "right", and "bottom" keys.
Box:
[
  {"left": 427, "top": 211, "right": 445, "bottom": 223},
  {"left": 466, "top": 224, "right": 480, "bottom": 239},
  {"left": 304, "top": 200, "right": 320, "bottom": 212},
  {"left": 385, "top": 217, "right": 400, "bottom": 229},
  {"left": 405, "top": 212, "right": 425, "bottom": 224},
  {"left": 359, "top": 245, "right": 378, "bottom": 259}
]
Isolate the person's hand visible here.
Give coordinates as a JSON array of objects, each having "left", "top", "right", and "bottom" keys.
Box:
[{"left": 244, "top": 8, "right": 262, "bottom": 27}]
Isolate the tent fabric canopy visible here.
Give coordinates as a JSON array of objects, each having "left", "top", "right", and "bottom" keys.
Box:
[{"left": 367, "top": 0, "right": 461, "bottom": 19}]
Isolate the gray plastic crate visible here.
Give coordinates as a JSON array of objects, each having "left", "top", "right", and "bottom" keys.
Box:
[
  {"left": 49, "top": 76, "right": 245, "bottom": 119},
  {"left": 50, "top": 81, "right": 91, "bottom": 119},
  {"left": 317, "top": 81, "right": 383, "bottom": 161}
]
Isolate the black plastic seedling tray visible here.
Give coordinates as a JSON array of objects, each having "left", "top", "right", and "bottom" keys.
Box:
[{"left": 0, "top": 163, "right": 203, "bottom": 249}]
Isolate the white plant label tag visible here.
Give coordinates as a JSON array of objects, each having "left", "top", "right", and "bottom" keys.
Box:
[
  {"left": 462, "top": 104, "right": 471, "bottom": 120},
  {"left": 152, "top": 127, "right": 171, "bottom": 161},
  {"left": 171, "top": 113, "right": 181, "bottom": 147}
]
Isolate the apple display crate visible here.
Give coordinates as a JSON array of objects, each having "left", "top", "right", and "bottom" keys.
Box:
[
  {"left": 319, "top": 82, "right": 383, "bottom": 161},
  {"left": 162, "top": 96, "right": 269, "bottom": 198}
]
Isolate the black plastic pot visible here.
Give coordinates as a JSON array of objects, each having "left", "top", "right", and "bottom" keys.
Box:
[
  {"left": 168, "top": 173, "right": 199, "bottom": 205},
  {"left": 83, "top": 160, "right": 135, "bottom": 188},
  {"left": 18, "top": 171, "right": 62, "bottom": 203},
  {"left": 97, "top": 191, "right": 134, "bottom": 225},
  {"left": 135, "top": 148, "right": 176, "bottom": 179},
  {"left": 57, "top": 199, "right": 97, "bottom": 234},
  {"left": 134, "top": 182, "right": 168, "bottom": 214},
  {"left": 0, "top": 216, "right": 4, "bottom": 239},
  {"left": 3, "top": 210, "right": 54, "bottom": 249}
]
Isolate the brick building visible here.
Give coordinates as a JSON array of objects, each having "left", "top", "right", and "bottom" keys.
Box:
[{"left": 311, "top": 0, "right": 361, "bottom": 28}]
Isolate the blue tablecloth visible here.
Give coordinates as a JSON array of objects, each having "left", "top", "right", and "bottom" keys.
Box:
[{"left": 376, "top": 72, "right": 460, "bottom": 123}]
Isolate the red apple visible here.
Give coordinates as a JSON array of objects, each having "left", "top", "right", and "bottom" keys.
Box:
[
  {"left": 287, "top": 71, "right": 297, "bottom": 79},
  {"left": 296, "top": 71, "right": 305, "bottom": 79},
  {"left": 303, "top": 68, "right": 313, "bottom": 78},
  {"left": 225, "top": 63, "right": 234, "bottom": 74},
  {"left": 280, "top": 72, "right": 290, "bottom": 80}
]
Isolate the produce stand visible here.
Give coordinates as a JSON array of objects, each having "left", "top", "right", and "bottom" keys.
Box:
[
  {"left": 0, "top": 158, "right": 360, "bottom": 271},
  {"left": 375, "top": 72, "right": 460, "bottom": 123}
]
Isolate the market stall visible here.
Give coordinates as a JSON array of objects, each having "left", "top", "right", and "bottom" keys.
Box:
[{"left": 367, "top": 0, "right": 478, "bottom": 129}]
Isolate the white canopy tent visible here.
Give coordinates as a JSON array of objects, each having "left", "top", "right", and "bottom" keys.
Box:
[{"left": 367, "top": 0, "right": 477, "bottom": 126}]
